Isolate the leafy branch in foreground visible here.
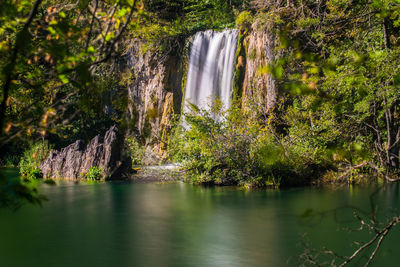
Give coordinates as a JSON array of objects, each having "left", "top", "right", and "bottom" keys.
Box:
[
  {"left": 0, "top": 0, "right": 139, "bottom": 209},
  {"left": 0, "top": 169, "right": 47, "bottom": 210},
  {"left": 0, "top": 0, "right": 138, "bottom": 148},
  {"left": 257, "top": 0, "right": 400, "bottom": 182}
]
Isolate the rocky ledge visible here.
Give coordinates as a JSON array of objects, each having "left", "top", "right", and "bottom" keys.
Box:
[{"left": 41, "top": 125, "right": 122, "bottom": 180}]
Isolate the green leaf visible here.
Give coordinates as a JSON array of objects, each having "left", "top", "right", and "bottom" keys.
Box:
[
  {"left": 58, "top": 74, "right": 69, "bottom": 84},
  {"left": 87, "top": 46, "right": 95, "bottom": 53}
]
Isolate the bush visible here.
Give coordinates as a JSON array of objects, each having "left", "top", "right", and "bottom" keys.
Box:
[
  {"left": 1, "top": 155, "right": 20, "bottom": 167},
  {"left": 126, "top": 137, "right": 146, "bottom": 166},
  {"left": 235, "top": 11, "right": 253, "bottom": 31},
  {"left": 28, "top": 168, "right": 43, "bottom": 179},
  {"left": 85, "top": 166, "right": 103, "bottom": 180},
  {"left": 169, "top": 101, "right": 332, "bottom": 188},
  {"left": 19, "top": 141, "right": 51, "bottom": 179}
]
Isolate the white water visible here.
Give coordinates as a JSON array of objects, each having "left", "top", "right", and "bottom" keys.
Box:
[{"left": 184, "top": 29, "right": 238, "bottom": 112}]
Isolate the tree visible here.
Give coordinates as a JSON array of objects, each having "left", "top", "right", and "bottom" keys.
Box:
[
  {"left": 0, "top": 0, "right": 137, "bottom": 146},
  {"left": 260, "top": 0, "right": 400, "bottom": 181},
  {"left": 0, "top": 0, "right": 138, "bottom": 208}
]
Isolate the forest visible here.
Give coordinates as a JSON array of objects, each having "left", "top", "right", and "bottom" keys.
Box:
[
  {"left": 2, "top": 0, "right": 400, "bottom": 187},
  {"left": 1, "top": 0, "right": 400, "bottom": 266}
]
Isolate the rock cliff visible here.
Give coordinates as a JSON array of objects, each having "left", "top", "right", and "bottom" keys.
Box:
[
  {"left": 114, "top": 26, "right": 278, "bottom": 154},
  {"left": 41, "top": 126, "right": 122, "bottom": 179},
  {"left": 242, "top": 19, "right": 277, "bottom": 115},
  {"left": 123, "top": 42, "right": 185, "bottom": 147}
]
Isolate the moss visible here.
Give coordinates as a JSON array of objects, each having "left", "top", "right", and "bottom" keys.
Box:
[
  {"left": 180, "top": 42, "right": 190, "bottom": 113},
  {"left": 248, "top": 48, "right": 257, "bottom": 60},
  {"left": 147, "top": 107, "right": 158, "bottom": 120},
  {"left": 142, "top": 117, "right": 152, "bottom": 140},
  {"left": 233, "top": 33, "right": 246, "bottom": 103},
  {"left": 159, "top": 94, "right": 174, "bottom": 151},
  {"left": 150, "top": 93, "right": 158, "bottom": 106},
  {"left": 235, "top": 11, "right": 253, "bottom": 32}
]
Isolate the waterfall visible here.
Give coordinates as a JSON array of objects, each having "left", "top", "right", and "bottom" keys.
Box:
[{"left": 184, "top": 29, "right": 238, "bottom": 113}]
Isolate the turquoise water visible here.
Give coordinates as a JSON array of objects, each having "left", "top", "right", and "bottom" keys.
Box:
[{"left": 0, "top": 171, "right": 399, "bottom": 266}]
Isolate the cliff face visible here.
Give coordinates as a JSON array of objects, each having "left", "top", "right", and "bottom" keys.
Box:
[
  {"left": 41, "top": 126, "right": 122, "bottom": 179},
  {"left": 119, "top": 25, "right": 277, "bottom": 148},
  {"left": 241, "top": 19, "right": 277, "bottom": 115},
  {"left": 40, "top": 27, "right": 279, "bottom": 177},
  {"left": 123, "top": 42, "right": 185, "bottom": 147}
]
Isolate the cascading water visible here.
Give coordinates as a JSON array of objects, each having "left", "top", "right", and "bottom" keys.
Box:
[{"left": 184, "top": 29, "right": 238, "bottom": 113}]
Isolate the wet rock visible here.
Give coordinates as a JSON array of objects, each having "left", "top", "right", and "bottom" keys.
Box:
[{"left": 40, "top": 126, "right": 122, "bottom": 180}]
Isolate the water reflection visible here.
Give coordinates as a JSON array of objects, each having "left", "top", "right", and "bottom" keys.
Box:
[{"left": 0, "top": 181, "right": 399, "bottom": 266}]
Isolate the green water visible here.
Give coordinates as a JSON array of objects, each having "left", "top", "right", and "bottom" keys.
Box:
[{"left": 0, "top": 171, "right": 399, "bottom": 266}]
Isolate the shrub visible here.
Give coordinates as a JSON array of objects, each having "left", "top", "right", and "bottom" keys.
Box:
[
  {"left": 28, "top": 168, "right": 43, "bottom": 179},
  {"left": 19, "top": 141, "right": 51, "bottom": 179},
  {"left": 126, "top": 137, "right": 146, "bottom": 166},
  {"left": 85, "top": 166, "right": 103, "bottom": 180},
  {"left": 170, "top": 102, "right": 271, "bottom": 186},
  {"left": 235, "top": 11, "right": 253, "bottom": 31},
  {"left": 0, "top": 155, "right": 20, "bottom": 167},
  {"left": 170, "top": 101, "right": 332, "bottom": 188}
]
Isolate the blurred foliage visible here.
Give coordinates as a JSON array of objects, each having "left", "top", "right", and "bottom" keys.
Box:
[
  {"left": 0, "top": 0, "right": 137, "bottom": 151},
  {"left": 0, "top": 0, "right": 138, "bottom": 208},
  {"left": 0, "top": 168, "right": 47, "bottom": 210},
  {"left": 255, "top": 0, "right": 400, "bottom": 182}
]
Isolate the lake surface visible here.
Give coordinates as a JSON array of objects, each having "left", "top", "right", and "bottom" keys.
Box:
[{"left": 0, "top": 172, "right": 399, "bottom": 266}]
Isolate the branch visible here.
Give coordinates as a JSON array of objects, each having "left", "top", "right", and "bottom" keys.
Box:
[
  {"left": 339, "top": 216, "right": 400, "bottom": 266},
  {"left": 0, "top": 0, "right": 42, "bottom": 135},
  {"left": 85, "top": 0, "right": 99, "bottom": 51},
  {"left": 100, "top": 3, "right": 118, "bottom": 50},
  {"left": 92, "top": 1, "right": 137, "bottom": 66}
]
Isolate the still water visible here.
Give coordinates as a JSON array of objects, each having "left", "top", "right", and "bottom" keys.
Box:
[{"left": 0, "top": 174, "right": 399, "bottom": 266}]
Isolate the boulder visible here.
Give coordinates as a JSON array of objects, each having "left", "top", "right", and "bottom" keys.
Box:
[{"left": 40, "top": 125, "right": 122, "bottom": 179}]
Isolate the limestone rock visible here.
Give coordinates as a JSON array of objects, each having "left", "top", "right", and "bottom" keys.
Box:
[
  {"left": 40, "top": 126, "right": 121, "bottom": 179},
  {"left": 122, "top": 41, "right": 185, "bottom": 145},
  {"left": 242, "top": 19, "right": 277, "bottom": 115}
]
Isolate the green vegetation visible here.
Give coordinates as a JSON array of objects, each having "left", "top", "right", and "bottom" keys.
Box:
[
  {"left": 126, "top": 137, "right": 145, "bottom": 166},
  {"left": 260, "top": 0, "right": 400, "bottom": 183},
  {"left": 235, "top": 11, "right": 253, "bottom": 31},
  {"left": 170, "top": 101, "right": 326, "bottom": 187},
  {"left": 0, "top": 168, "right": 46, "bottom": 210},
  {"left": 0, "top": 0, "right": 140, "bottom": 207},
  {"left": 85, "top": 166, "right": 103, "bottom": 180},
  {"left": 0, "top": 0, "right": 399, "bottom": 208},
  {"left": 0, "top": 1, "right": 399, "bottom": 264},
  {"left": 0, "top": 0, "right": 136, "bottom": 159},
  {"left": 169, "top": 0, "right": 400, "bottom": 187},
  {"left": 134, "top": 0, "right": 250, "bottom": 52},
  {"left": 0, "top": 155, "right": 19, "bottom": 167},
  {"left": 19, "top": 141, "right": 51, "bottom": 179}
]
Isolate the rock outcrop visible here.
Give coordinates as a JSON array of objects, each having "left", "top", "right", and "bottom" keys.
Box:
[
  {"left": 41, "top": 126, "right": 122, "bottom": 179},
  {"left": 121, "top": 41, "right": 185, "bottom": 146},
  {"left": 111, "top": 26, "right": 278, "bottom": 155},
  {"left": 242, "top": 19, "right": 277, "bottom": 115}
]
